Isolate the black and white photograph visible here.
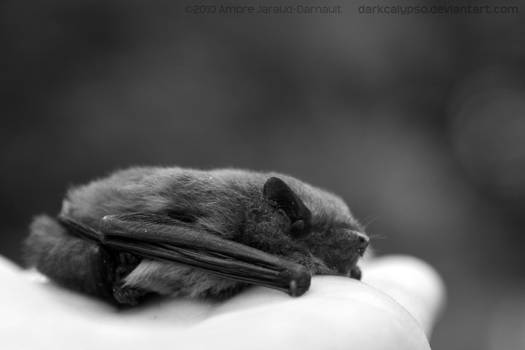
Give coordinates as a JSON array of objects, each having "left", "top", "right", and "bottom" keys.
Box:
[{"left": 1, "top": 1, "right": 524, "bottom": 349}]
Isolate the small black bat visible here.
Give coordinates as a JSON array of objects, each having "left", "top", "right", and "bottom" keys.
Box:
[{"left": 24, "top": 167, "right": 369, "bottom": 305}]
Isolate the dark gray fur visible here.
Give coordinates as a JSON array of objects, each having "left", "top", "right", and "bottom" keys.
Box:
[{"left": 24, "top": 167, "right": 368, "bottom": 305}]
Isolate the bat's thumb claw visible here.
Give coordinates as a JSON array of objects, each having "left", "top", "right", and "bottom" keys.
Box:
[{"left": 285, "top": 266, "right": 311, "bottom": 297}]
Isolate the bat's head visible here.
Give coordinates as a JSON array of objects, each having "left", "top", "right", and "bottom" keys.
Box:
[{"left": 243, "top": 176, "right": 369, "bottom": 280}]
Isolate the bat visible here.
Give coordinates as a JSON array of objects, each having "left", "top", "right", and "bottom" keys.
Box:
[{"left": 24, "top": 167, "right": 369, "bottom": 306}]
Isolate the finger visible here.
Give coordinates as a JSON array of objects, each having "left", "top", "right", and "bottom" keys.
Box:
[
  {"left": 362, "top": 255, "right": 446, "bottom": 336},
  {"left": 184, "top": 276, "right": 431, "bottom": 350}
]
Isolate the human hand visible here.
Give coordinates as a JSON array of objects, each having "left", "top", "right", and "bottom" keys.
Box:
[{"left": 0, "top": 255, "right": 444, "bottom": 350}]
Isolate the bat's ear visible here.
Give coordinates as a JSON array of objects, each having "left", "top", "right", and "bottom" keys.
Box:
[{"left": 263, "top": 177, "right": 312, "bottom": 238}]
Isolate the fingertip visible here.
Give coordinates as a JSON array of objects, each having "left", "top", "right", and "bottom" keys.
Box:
[{"left": 363, "top": 255, "right": 446, "bottom": 335}]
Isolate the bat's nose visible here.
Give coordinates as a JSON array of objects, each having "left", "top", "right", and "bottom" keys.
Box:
[
  {"left": 356, "top": 232, "right": 369, "bottom": 247},
  {"left": 354, "top": 231, "right": 369, "bottom": 255}
]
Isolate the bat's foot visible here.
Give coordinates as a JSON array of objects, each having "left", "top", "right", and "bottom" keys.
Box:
[
  {"left": 115, "top": 252, "right": 141, "bottom": 280},
  {"left": 112, "top": 284, "right": 150, "bottom": 306},
  {"left": 112, "top": 252, "right": 149, "bottom": 305}
]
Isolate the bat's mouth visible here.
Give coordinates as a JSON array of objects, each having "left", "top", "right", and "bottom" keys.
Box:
[
  {"left": 92, "top": 214, "right": 312, "bottom": 297},
  {"left": 311, "top": 254, "right": 363, "bottom": 280}
]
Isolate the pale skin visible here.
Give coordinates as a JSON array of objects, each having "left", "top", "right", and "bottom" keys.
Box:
[{"left": 1, "top": 255, "right": 444, "bottom": 350}]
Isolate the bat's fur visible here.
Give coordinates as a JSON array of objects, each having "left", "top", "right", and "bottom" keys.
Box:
[{"left": 24, "top": 167, "right": 368, "bottom": 305}]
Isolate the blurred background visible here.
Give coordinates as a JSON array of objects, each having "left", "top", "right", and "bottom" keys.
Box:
[{"left": 1, "top": 0, "right": 524, "bottom": 348}]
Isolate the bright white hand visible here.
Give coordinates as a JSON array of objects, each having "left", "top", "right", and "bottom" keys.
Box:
[{"left": 0, "top": 255, "right": 444, "bottom": 350}]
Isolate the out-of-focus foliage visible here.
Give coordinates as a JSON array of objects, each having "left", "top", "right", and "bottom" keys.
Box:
[{"left": 1, "top": 1, "right": 524, "bottom": 349}]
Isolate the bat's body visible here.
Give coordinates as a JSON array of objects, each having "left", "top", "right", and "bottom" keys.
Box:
[{"left": 25, "top": 167, "right": 369, "bottom": 305}]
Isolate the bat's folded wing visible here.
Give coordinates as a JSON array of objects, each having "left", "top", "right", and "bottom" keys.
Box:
[{"left": 58, "top": 213, "right": 311, "bottom": 297}]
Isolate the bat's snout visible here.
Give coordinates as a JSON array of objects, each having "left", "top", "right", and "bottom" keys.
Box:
[{"left": 355, "top": 232, "right": 369, "bottom": 256}]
